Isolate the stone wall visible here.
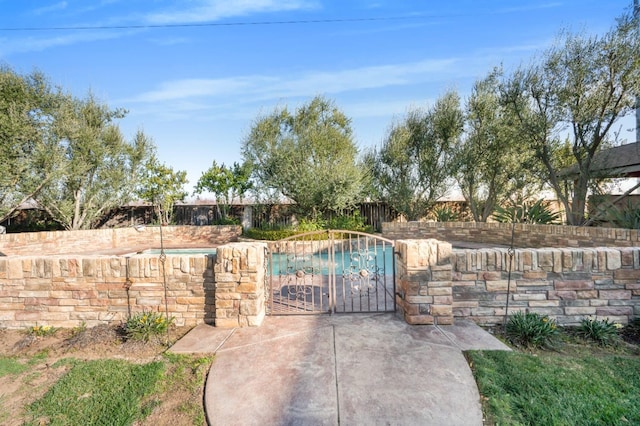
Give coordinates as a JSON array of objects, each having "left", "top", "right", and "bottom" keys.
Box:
[
  {"left": 395, "top": 239, "right": 454, "bottom": 325},
  {"left": 382, "top": 222, "right": 640, "bottom": 248},
  {"left": 0, "top": 254, "right": 215, "bottom": 329},
  {"left": 394, "top": 239, "right": 640, "bottom": 326},
  {"left": 213, "top": 242, "right": 267, "bottom": 328},
  {"left": 0, "top": 225, "right": 241, "bottom": 256}
]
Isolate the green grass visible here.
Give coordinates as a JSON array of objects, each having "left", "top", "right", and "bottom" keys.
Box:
[
  {"left": 467, "top": 350, "right": 640, "bottom": 425},
  {"left": 25, "top": 359, "right": 165, "bottom": 425},
  {"left": 0, "top": 356, "right": 29, "bottom": 377}
]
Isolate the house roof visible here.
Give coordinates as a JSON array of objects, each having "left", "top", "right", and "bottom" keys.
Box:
[{"left": 557, "top": 141, "right": 640, "bottom": 179}]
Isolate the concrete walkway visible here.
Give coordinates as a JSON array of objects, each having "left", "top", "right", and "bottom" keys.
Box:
[{"left": 170, "top": 314, "right": 511, "bottom": 426}]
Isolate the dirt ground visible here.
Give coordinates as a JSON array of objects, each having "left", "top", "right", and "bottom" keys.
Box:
[{"left": 0, "top": 325, "right": 207, "bottom": 426}]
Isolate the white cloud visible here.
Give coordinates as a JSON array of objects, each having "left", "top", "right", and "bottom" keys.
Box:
[
  {"left": 0, "top": 30, "right": 131, "bottom": 56},
  {"left": 32, "top": 1, "right": 68, "bottom": 16},
  {"left": 126, "top": 58, "right": 458, "bottom": 105},
  {"left": 145, "top": 0, "right": 318, "bottom": 25}
]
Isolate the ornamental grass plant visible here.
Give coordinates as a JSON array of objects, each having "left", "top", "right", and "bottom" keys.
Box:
[{"left": 505, "top": 311, "right": 558, "bottom": 348}]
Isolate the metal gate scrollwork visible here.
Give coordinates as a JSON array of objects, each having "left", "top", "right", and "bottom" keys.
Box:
[{"left": 267, "top": 230, "right": 396, "bottom": 315}]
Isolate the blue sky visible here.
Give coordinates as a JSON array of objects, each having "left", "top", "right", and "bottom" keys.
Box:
[{"left": 0, "top": 1, "right": 636, "bottom": 197}]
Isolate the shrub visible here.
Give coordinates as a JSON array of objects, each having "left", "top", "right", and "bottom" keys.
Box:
[
  {"left": 243, "top": 227, "right": 299, "bottom": 241},
  {"left": 326, "top": 211, "right": 372, "bottom": 232},
  {"left": 27, "top": 324, "right": 57, "bottom": 337},
  {"left": 577, "top": 318, "right": 621, "bottom": 346},
  {"left": 605, "top": 200, "right": 640, "bottom": 229},
  {"left": 431, "top": 205, "right": 459, "bottom": 222},
  {"left": 493, "top": 199, "right": 561, "bottom": 224},
  {"left": 505, "top": 311, "right": 558, "bottom": 348},
  {"left": 124, "top": 311, "right": 173, "bottom": 342}
]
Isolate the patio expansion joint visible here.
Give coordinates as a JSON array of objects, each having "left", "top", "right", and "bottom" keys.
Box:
[{"left": 216, "top": 324, "right": 333, "bottom": 353}]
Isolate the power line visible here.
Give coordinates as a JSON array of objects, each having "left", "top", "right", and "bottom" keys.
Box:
[{"left": 0, "top": 14, "right": 472, "bottom": 32}]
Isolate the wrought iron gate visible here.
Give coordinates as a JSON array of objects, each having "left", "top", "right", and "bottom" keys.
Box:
[{"left": 267, "top": 230, "right": 396, "bottom": 314}]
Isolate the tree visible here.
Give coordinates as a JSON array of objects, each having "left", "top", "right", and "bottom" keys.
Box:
[
  {"left": 241, "top": 96, "right": 367, "bottom": 218},
  {"left": 0, "top": 67, "right": 65, "bottom": 223},
  {"left": 454, "top": 69, "right": 542, "bottom": 222},
  {"left": 193, "top": 161, "right": 252, "bottom": 222},
  {"left": 136, "top": 155, "right": 188, "bottom": 225},
  {"left": 369, "top": 90, "right": 463, "bottom": 221},
  {"left": 502, "top": 10, "right": 640, "bottom": 225},
  {"left": 36, "top": 95, "right": 153, "bottom": 230}
]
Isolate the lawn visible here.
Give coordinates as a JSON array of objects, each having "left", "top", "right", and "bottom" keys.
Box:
[
  {"left": 467, "top": 320, "right": 640, "bottom": 426},
  {"left": 0, "top": 325, "right": 213, "bottom": 426}
]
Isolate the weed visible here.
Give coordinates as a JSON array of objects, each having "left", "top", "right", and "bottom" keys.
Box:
[
  {"left": 505, "top": 311, "right": 559, "bottom": 348},
  {"left": 26, "top": 324, "right": 57, "bottom": 338},
  {"left": 577, "top": 318, "right": 621, "bottom": 346},
  {"left": 124, "top": 311, "right": 174, "bottom": 343}
]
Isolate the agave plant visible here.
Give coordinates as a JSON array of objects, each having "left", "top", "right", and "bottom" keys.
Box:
[{"left": 493, "top": 199, "right": 561, "bottom": 224}]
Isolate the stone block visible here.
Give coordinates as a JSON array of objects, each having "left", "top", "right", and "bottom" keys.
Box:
[
  {"left": 430, "top": 305, "right": 452, "bottom": 316},
  {"left": 405, "top": 295, "right": 433, "bottom": 304},
  {"left": 512, "top": 293, "right": 547, "bottom": 301},
  {"left": 564, "top": 306, "right": 596, "bottom": 315},
  {"left": 486, "top": 281, "right": 510, "bottom": 292},
  {"left": 528, "top": 300, "right": 559, "bottom": 307},
  {"left": 548, "top": 290, "right": 577, "bottom": 300},
  {"left": 427, "top": 287, "right": 452, "bottom": 296},
  {"left": 433, "top": 295, "right": 453, "bottom": 305},
  {"left": 522, "top": 271, "right": 548, "bottom": 279},
  {"left": 606, "top": 250, "right": 622, "bottom": 270},
  {"left": 405, "top": 314, "right": 435, "bottom": 325},
  {"left": 555, "top": 280, "right": 594, "bottom": 291},
  {"left": 576, "top": 290, "right": 598, "bottom": 299},
  {"left": 215, "top": 317, "right": 239, "bottom": 328},
  {"left": 596, "top": 306, "right": 632, "bottom": 316},
  {"left": 614, "top": 269, "right": 640, "bottom": 280},
  {"left": 599, "top": 290, "right": 631, "bottom": 300}
]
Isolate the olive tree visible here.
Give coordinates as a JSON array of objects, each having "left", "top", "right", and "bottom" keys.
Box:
[
  {"left": 241, "top": 96, "right": 367, "bottom": 218},
  {"left": 369, "top": 90, "right": 463, "bottom": 221},
  {"left": 454, "top": 69, "right": 543, "bottom": 222},
  {"left": 193, "top": 161, "right": 252, "bottom": 221},
  {"left": 136, "top": 154, "right": 188, "bottom": 225},
  {"left": 0, "top": 67, "right": 65, "bottom": 223},
  {"left": 502, "top": 10, "right": 640, "bottom": 225},
  {"left": 37, "top": 95, "right": 153, "bottom": 230}
]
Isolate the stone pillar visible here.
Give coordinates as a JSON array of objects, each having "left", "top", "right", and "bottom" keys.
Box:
[
  {"left": 214, "top": 242, "right": 267, "bottom": 328},
  {"left": 395, "top": 239, "right": 453, "bottom": 325}
]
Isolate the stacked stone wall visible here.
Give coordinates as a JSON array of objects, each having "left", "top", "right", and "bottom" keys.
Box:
[
  {"left": 0, "top": 254, "right": 215, "bottom": 329},
  {"left": 383, "top": 222, "right": 640, "bottom": 248},
  {"left": 452, "top": 247, "right": 640, "bottom": 325},
  {"left": 0, "top": 225, "right": 241, "bottom": 256}
]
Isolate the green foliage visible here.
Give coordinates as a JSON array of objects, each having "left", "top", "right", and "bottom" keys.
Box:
[
  {"left": 193, "top": 161, "right": 252, "bottom": 221},
  {"left": 431, "top": 205, "right": 460, "bottom": 222},
  {"left": 369, "top": 90, "right": 463, "bottom": 221},
  {"left": 505, "top": 311, "right": 558, "bottom": 348},
  {"left": 604, "top": 200, "right": 640, "bottom": 229},
  {"left": 26, "top": 324, "right": 57, "bottom": 338},
  {"left": 326, "top": 211, "right": 372, "bottom": 232},
  {"left": 136, "top": 154, "right": 188, "bottom": 225},
  {"left": 0, "top": 357, "right": 28, "bottom": 377},
  {"left": 124, "top": 311, "right": 173, "bottom": 343},
  {"left": 468, "top": 350, "right": 640, "bottom": 425},
  {"left": 243, "top": 227, "right": 300, "bottom": 241},
  {"left": 502, "top": 10, "right": 640, "bottom": 225},
  {"left": 454, "top": 68, "right": 543, "bottom": 222},
  {"left": 493, "top": 199, "right": 561, "bottom": 224},
  {"left": 26, "top": 359, "right": 164, "bottom": 425},
  {"left": 242, "top": 96, "right": 368, "bottom": 218},
  {"left": 0, "top": 66, "right": 66, "bottom": 224},
  {"left": 36, "top": 96, "right": 154, "bottom": 230},
  {"left": 577, "top": 318, "right": 621, "bottom": 347}
]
